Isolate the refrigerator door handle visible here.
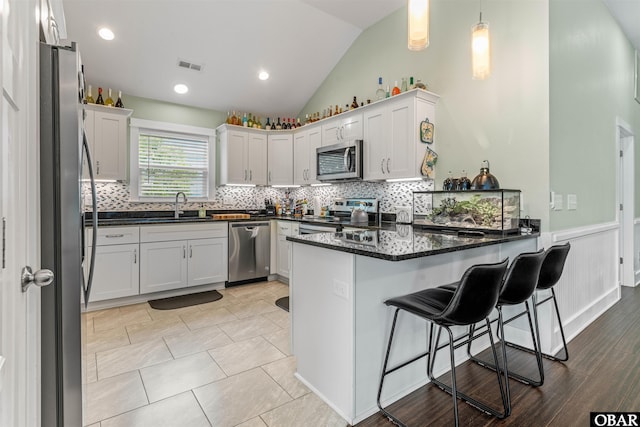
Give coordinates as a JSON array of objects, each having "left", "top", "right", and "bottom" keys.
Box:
[{"left": 82, "top": 130, "right": 98, "bottom": 307}]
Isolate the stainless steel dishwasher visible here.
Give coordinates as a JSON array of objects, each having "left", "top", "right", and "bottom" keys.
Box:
[{"left": 227, "top": 221, "right": 271, "bottom": 286}]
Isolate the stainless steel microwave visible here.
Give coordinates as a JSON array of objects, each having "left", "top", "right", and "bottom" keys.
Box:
[{"left": 316, "top": 140, "right": 363, "bottom": 182}]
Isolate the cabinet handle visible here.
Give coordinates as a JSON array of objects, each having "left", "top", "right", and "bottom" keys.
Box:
[
  {"left": 269, "top": 171, "right": 272, "bottom": 182},
  {"left": 183, "top": 246, "right": 186, "bottom": 259},
  {"left": 133, "top": 249, "right": 137, "bottom": 264},
  {"left": 387, "top": 158, "right": 391, "bottom": 173},
  {"left": 190, "top": 246, "right": 193, "bottom": 258},
  {"left": 380, "top": 159, "right": 385, "bottom": 174},
  {"left": 335, "top": 128, "right": 339, "bottom": 140},
  {"left": 96, "top": 160, "right": 100, "bottom": 175},
  {"left": 244, "top": 169, "right": 247, "bottom": 181},
  {"left": 105, "top": 234, "right": 124, "bottom": 238},
  {"left": 249, "top": 170, "right": 252, "bottom": 181},
  {"left": 340, "top": 126, "right": 344, "bottom": 140}
]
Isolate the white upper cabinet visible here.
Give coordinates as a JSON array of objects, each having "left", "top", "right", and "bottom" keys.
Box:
[
  {"left": 363, "top": 90, "right": 439, "bottom": 181},
  {"left": 84, "top": 104, "right": 132, "bottom": 181},
  {"left": 217, "top": 125, "right": 267, "bottom": 185},
  {"left": 268, "top": 133, "right": 294, "bottom": 185},
  {"left": 321, "top": 112, "right": 363, "bottom": 146},
  {"left": 293, "top": 123, "right": 321, "bottom": 185}
]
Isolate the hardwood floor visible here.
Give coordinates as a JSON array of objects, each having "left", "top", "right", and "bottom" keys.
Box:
[{"left": 356, "top": 286, "right": 640, "bottom": 427}]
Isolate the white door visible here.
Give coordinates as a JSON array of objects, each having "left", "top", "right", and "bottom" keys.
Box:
[
  {"left": 1, "top": 0, "right": 42, "bottom": 426},
  {"left": 616, "top": 118, "right": 635, "bottom": 287}
]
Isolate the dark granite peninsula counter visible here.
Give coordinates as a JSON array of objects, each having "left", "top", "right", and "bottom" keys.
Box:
[
  {"left": 288, "top": 227, "right": 539, "bottom": 425},
  {"left": 287, "top": 226, "right": 538, "bottom": 261}
]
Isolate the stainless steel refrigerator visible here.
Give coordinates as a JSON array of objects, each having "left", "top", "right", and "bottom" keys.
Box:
[{"left": 39, "top": 42, "right": 97, "bottom": 427}]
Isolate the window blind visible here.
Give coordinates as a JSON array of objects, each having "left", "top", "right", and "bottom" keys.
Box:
[{"left": 138, "top": 132, "right": 209, "bottom": 198}]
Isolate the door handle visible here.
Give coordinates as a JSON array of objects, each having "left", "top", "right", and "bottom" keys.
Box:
[
  {"left": 387, "top": 158, "right": 391, "bottom": 173},
  {"left": 21, "top": 266, "right": 54, "bottom": 292}
]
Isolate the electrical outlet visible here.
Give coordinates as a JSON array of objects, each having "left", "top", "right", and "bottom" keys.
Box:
[
  {"left": 333, "top": 280, "right": 349, "bottom": 300},
  {"left": 223, "top": 196, "right": 233, "bottom": 206}
]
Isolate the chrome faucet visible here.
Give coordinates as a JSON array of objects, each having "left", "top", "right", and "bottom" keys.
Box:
[{"left": 175, "top": 192, "right": 187, "bottom": 219}]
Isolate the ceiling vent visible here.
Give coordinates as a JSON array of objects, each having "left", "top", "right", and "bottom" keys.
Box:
[{"left": 177, "top": 59, "right": 203, "bottom": 72}]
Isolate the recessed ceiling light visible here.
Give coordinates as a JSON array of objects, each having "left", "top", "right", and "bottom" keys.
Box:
[
  {"left": 258, "top": 71, "right": 269, "bottom": 81},
  {"left": 174, "top": 84, "right": 189, "bottom": 94},
  {"left": 97, "top": 27, "right": 115, "bottom": 41}
]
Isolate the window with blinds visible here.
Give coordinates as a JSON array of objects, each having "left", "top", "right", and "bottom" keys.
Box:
[{"left": 138, "top": 132, "right": 209, "bottom": 198}]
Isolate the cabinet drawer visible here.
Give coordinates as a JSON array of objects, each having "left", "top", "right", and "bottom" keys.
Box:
[
  {"left": 88, "top": 226, "right": 140, "bottom": 246},
  {"left": 140, "top": 222, "right": 227, "bottom": 243},
  {"left": 276, "top": 221, "right": 292, "bottom": 236}
]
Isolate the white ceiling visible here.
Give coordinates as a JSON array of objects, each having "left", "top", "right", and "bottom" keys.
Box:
[
  {"left": 62, "top": 0, "right": 405, "bottom": 117},
  {"left": 62, "top": 0, "right": 640, "bottom": 118},
  {"left": 603, "top": 0, "right": 640, "bottom": 52}
]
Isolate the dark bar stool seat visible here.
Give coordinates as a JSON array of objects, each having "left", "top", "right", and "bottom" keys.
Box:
[
  {"left": 376, "top": 259, "right": 509, "bottom": 427},
  {"left": 504, "top": 242, "right": 571, "bottom": 362},
  {"left": 441, "top": 249, "right": 547, "bottom": 415}
]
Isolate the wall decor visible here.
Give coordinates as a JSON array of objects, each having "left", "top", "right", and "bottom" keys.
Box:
[
  {"left": 421, "top": 147, "right": 438, "bottom": 178},
  {"left": 420, "top": 117, "right": 434, "bottom": 143}
]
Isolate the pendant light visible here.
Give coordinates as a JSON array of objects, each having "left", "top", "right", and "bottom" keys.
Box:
[
  {"left": 408, "top": 0, "right": 429, "bottom": 51},
  {"left": 471, "top": 1, "right": 491, "bottom": 80}
]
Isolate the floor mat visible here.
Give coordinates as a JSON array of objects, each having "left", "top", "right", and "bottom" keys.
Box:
[
  {"left": 275, "top": 296, "right": 289, "bottom": 312},
  {"left": 148, "top": 290, "right": 222, "bottom": 310}
]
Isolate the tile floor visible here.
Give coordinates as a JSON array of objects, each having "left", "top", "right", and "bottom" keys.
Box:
[{"left": 82, "top": 281, "right": 348, "bottom": 427}]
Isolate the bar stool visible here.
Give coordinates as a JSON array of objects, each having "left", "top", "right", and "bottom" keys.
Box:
[
  {"left": 441, "top": 249, "right": 546, "bottom": 416},
  {"left": 376, "top": 259, "right": 509, "bottom": 427},
  {"left": 504, "top": 242, "right": 571, "bottom": 362}
]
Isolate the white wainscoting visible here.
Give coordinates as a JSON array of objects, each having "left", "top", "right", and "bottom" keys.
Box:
[
  {"left": 538, "top": 222, "right": 620, "bottom": 355},
  {"left": 635, "top": 218, "right": 640, "bottom": 285}
]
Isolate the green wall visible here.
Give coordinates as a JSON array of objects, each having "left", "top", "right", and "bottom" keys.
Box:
[
  {"left": 123, "top": 94, "right": 226, "bottom": 129},
  {"left": 299, "top": 1, "right": 551, "bottom": 227},
  {"left": 549, "top": 0, "right": 640, "bottom": 231}
]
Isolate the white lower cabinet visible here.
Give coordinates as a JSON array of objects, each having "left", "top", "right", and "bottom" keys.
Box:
[
  {"left": 85, "top": 226, "right": 140, "bottom": 303},
  {"left": 90, "top": 243, "right": 140, "bottom": 302},
  {"left": 139, "top": 223, "right": 228, "bottom": 294},
  {"left": 140, "top": 240, "right": 189, "bottom": 293},
  {"left": 275, "top": 221, "right": 299, "bottom": 278}
]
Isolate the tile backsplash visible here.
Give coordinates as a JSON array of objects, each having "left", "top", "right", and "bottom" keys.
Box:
[{"left": 84, "top": 180, "right": 434, "bottom": 214}]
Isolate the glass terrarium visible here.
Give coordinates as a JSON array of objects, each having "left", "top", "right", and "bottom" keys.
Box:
[{"left": 413, "top": 190, "right": 521, "bottom": 234}]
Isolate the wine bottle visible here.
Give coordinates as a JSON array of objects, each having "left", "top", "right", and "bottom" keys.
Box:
[
  {"left": 242, "top": 113, "right": 248, "bottom": 127},
  {"left": 115, "top": 91, "right": 124, "bottom": 108},
  {"left": 270, "top": 118, "right": 276, "bottom": 130},
  {"left": 401, "top": 77, "right": 408, "bottom": 92},
  {"left": 105, "top": 88, "right": 115, "bottom": 106},
  {"left": 231, "top": 111, "right": 238, "bottom": 125},
  {"left": 296, "top": 118, "right": 301, "bottom": 128},
  {"left": 96, "top": 87, "right": 104, "bottom": 105},
  {"left": 226, "top": 111, "right": 231, "bottom": 124},
  {"left": 385, "top": 85, "right": 390, "bottom": 98},
  {"left": 265, "top": 117, "right": 271, "bottom": 129},
  {"left": 351, "top": 96, "right": 359, "bottom": 109},
  {"left": 286, "top": 118, "right": 292, "bottom": 129},
  {"left": 85, "top": 85, "right": 95, "bottom": 104},
  {"left": 409, "top": 76, "right": 415, "bottom": 89},
  {"left": 375, "top": 77, "right": 385, "bottom": 100},
  {"left": 247, "top": 114, "right": 254, "bottom": 128},
  {"left": 392, "top": 81, "right": 400, "bottom": 96},
  {"left": 276, "top": 117, "right": 282, "bottom": 130},
  {"left": 334, "top": 105, "right": 339, "bottom": 115}
]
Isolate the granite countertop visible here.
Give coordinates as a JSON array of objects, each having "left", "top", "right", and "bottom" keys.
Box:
[
  {"left": 287, "top": 227, "right": 539, "bottom": 261},
  {"left": 85, "top": 210, "right": 381, "bottom": 229}
]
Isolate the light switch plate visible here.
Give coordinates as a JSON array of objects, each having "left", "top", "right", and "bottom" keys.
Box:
[
  {"left": 553, "top": 193, "right": 563, "bottom": 211},
  {"left": 567, "top": 194, "right": 577, "bottom": 210}
]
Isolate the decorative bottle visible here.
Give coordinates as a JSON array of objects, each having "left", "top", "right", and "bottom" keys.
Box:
[
  {"left": 391, "top": 81, "right": 401, "bottom": 96},
  {"left": 96, "top": 87, "right": 104, "bottom": 105},
  {"left": 376, "top": 77, "right": 385, "bottom": 100},
  {"left": 85, "top": 85, "right": 95, "bottom": 104},
  {"left": 105, "top": 88, "right": 115, "bottom": 107},
  {"left": 115, "top": 91, "right": 124, "bottom": 108}
]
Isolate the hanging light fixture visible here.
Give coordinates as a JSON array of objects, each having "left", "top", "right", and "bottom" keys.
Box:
[
  {"left": 408, "top": 0, "right": 429, "bottom": 51},
  {"left": 471, "top": 1, "right": 491, "bottom": 80}
]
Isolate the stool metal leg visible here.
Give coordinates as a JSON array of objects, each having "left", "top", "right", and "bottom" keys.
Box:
[
  {"left": 377, "top": 309, "right": 407, "bottom": 427},
  {"left": 505, "top": 290, "right": 569, "bottom": 362},
  {"left": 428, "top": 318, "right": 509, "bottom": 420}
]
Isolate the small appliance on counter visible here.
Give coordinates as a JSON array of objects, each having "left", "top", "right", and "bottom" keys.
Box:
[
  {"left": 265, "top": 198, "right": 276, "bottom": 216},
  {"left": 332, "top": 197, "right": 379, "bottom": 224}
]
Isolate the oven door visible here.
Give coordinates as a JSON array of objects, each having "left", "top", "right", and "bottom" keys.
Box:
[
  {"left": 316, "top": 140, "right": 362, "bottom": 182},
  {"left": 299, "top": 223, "right": 340, "bottom": 235}
]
